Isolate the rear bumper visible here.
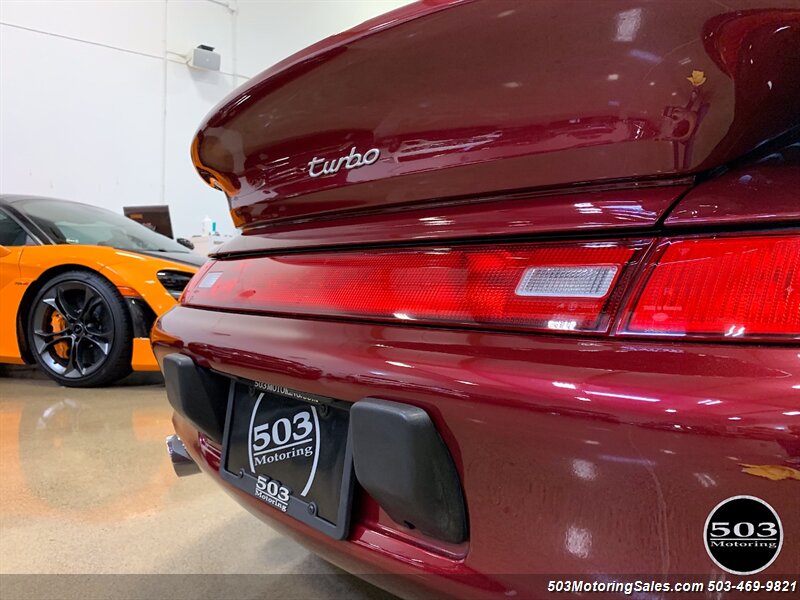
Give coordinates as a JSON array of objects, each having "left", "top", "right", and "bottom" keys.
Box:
[{"left": 153, "top": 305, "right": 800, "bottom": 597}]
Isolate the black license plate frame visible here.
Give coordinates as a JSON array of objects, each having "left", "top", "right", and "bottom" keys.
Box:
[{"left": 219, "top": 378, "right": 354, "bottom": 540}]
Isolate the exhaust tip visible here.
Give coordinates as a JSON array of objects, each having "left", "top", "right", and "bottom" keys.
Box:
[{"left": 166, "top": 434, "right": 201, "bottom": 477}]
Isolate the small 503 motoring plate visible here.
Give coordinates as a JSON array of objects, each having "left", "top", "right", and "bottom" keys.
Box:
[{"left": 219, "top": 378, "right": 354, "bottom": 540}]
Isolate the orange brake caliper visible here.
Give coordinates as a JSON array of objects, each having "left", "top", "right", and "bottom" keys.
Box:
[{"left": 50, "top": 312, "right": 69, "bottom": 359}]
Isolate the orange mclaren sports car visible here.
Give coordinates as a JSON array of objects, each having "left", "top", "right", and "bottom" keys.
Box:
[{"left": 0, "top": 195, "right": 204, "bottom": 387}]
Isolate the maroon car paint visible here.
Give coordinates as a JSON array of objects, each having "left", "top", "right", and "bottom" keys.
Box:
[
  {"left": 215, "top": 185, "right": 687, "bottom": 254},
  {"left": 665, "top": 152, "right": 800, "bottom": 227},
  {"left": 156, "top": 1, "right": 800, "bottom": 598},
  {"left": 192, "top": 0, "right": 800, "bottom": 229}
]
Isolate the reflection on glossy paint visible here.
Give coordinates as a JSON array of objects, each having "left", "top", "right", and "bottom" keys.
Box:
[
  {"left": 586, "top": 390, "right": 660, "bottom": 403},
  {"left": 599, "top": 455, "right": 656, "bottom": 466},
  {"left": 114, "top": 251, "right": 146, "bottom": 261},
  {"left": 552, "top": 381, "right": 577, "bottom": 390},
  {"left": 614, "top": 8, "right": 642, "bottom": 42},
  {"left": 571, "top": 459, "right": 597, "bottom": 481},
  {"left": 386, "top": 360, "right": 413, "bottom": 369},
  {"left": 739, "top": 463, "right": 800, "bottom": 481},
  {"left": 565, "top": 525, "right": 592, "bottom": 559},
  {"left": 418, "top": 216, "right": 454, "bottom": 226},
  {"left": 725, "top": 325, "right": 746, "bottom": 337},
  {"left": 692, "top": 472, "right": 717, "bottom": 488},
  {"left": 628, "top": 48, "right": 661, "bottom": 64}
]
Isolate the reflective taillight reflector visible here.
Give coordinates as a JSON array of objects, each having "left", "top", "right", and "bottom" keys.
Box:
[
  {"left": 182, "top": 243, "right": 640, "bottom": 332},
  {"left": 516, "top": 266, "right": 619, "bottom": 298},
  {"left": 623, "top": 235, "right": 800, "bottom": 338}
]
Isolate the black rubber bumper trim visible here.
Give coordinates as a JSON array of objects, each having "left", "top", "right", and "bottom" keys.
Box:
[
  {"left": 350, "top": 398, "right": 468, "bottom": 544},
  {"left": 162, "top": 353, "right": 228, "bottom": 443}
]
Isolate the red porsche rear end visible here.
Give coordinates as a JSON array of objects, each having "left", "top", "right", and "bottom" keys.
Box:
[{"left": 153, "top": 1, "right": 800, "bottom": 597}]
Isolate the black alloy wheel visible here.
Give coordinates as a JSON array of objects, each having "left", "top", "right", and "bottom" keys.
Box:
[{"left": 28, "top": 271, "right": 132, "bottom": 387}]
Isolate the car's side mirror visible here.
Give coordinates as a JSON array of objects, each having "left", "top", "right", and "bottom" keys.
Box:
[
  {"left": 0, "top": 245, "right": 11, "bottom": 258},
  {"left": 176, "top": 238, "right": 195, "bottom": 250}
]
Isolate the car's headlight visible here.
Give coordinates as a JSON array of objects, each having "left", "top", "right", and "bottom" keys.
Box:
[{"left": 157, "top": 270, "right": 194, "bottom": 299}]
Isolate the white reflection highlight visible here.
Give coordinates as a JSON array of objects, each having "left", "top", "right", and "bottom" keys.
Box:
[
  {"left": 693, "top": 473, "right": 717, "bottom": 488},
  {"left": 572, "top": 459, "right": 597, "bottom": 481},
  {"left": 725, "top": 325, "right": 746, "bottom": 337},
  {"left": 565, "top": 526, "right": 592, "bottom": 559},
  {"left": 553, "top": 381, "right": 577, "bottom": 390},
  {"left": 628, "top": 48, "right": 662, "bottom": 64},
  {"left": 386, "top": 361, "right": 412, "bottom": 369},
  {"left": 115, "top": 251, "right": 146, "bottom": 261},
  {"left": 614, "top": 8, "right": 642, "bottom": 42},
  {"left": 586, "top": 391, "right": 660, "bottom": 403},
  {"left": 599, "top": 454, "right": 656, "bottom": 466},
  {"left": 418, "top": 216, "right": 453, "bottom": 225}
]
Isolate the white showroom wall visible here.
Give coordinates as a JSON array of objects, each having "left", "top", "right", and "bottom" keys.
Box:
[{"left": 0, "top": 0, "right": 412, "bottom": 239}]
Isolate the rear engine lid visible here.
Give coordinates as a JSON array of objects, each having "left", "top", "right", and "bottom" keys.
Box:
[{"left": 193, "top": 0, "right": 800, "bottom": 229}]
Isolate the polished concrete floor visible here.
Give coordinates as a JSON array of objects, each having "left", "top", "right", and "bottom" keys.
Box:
[{"left": 0, "top": 368, "right": 396, "bottom": 599}]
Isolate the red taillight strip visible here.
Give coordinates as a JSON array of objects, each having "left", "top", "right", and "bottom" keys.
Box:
[
  {"left": 620, "top": 234, "right": 800, "bottom": 339},
  {"left": 182, "top": 242, "right": 644, "bottom": 333},
  {"left": 180, "top": 233, "right": 800, "bottom": 341}
]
